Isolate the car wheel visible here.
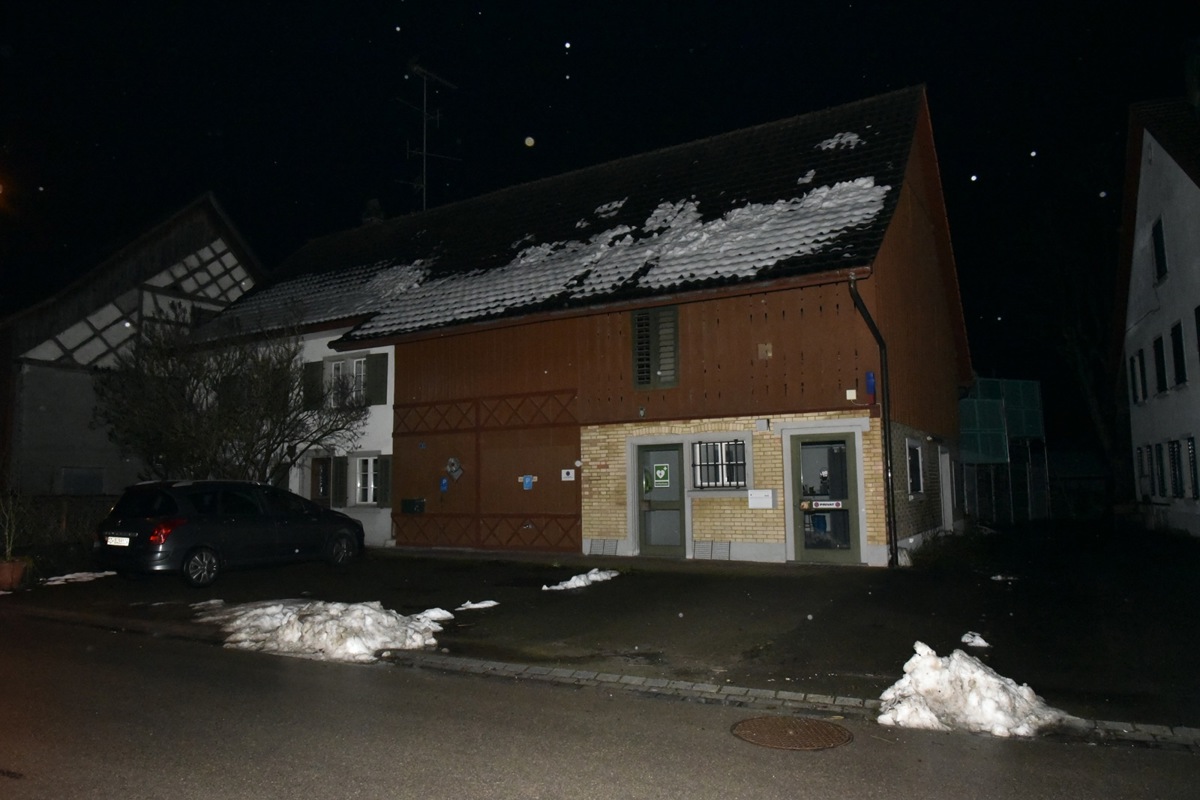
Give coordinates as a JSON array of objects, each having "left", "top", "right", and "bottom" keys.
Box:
[
  {"left": 327, "top": 533, "right": 357, "bottom": 567},
  {"left": 181, "top": 547, "right": 220, "bottom": 588}
]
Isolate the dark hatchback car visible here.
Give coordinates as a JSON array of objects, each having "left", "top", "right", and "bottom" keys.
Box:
[{"left": 94, "top": 480, "right": 365, "bottom": 587}]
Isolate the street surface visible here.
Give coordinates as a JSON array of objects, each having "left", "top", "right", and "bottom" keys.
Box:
[{"left": 1, "top": 614, "right": 1197, "bottom": 800}]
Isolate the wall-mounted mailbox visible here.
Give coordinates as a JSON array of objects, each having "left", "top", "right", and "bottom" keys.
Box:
[
  {"left": 747, "top": 489, "right": 774, "bottom": 509},
  {"left": 401, "top": 498, "right": 426, "bottom": 514}
]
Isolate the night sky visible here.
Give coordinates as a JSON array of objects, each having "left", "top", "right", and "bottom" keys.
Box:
[{"left": 2, "top": 2, "right": 1197, "bottom": 443}]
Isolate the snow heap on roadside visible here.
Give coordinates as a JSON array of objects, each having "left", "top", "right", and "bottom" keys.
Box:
[
  {"left": 877, "top": 641, "right": 1069, "bottom": 737},
  {"left": 542, "top": 568, "right": 619, "bottom": 591},
  {"left": 41, "top": 571, "right": 116, "bottom": 585},
  {"left": 194, "top": 599, "right": 457, "bottom": 664}
]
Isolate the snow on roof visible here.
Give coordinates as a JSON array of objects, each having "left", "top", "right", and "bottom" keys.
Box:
[
  {"left": 221, "top": 88, "right": 923, "bottom": 342},
  {"left": 352, "top": 177, "right": 889, "bottom": 338}
]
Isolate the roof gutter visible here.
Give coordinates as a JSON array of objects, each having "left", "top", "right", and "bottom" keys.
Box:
[{"left": 848, "top": 274, "right": 898, "bottom": 568}]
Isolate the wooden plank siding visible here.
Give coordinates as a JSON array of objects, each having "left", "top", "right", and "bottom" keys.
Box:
[
  {"left": 869, "top": 99, "right": 971, "bottom": 440},
  {"left": 385, "top": 97, "right": 968, "bottom": 554},
  {"left": 389, "top": 281, "right": 888, "bottom": 551}
]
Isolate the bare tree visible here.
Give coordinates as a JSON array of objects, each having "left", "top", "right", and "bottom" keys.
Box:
[{"left": 93, "top": 307, "right": 368, "bottom": 483}]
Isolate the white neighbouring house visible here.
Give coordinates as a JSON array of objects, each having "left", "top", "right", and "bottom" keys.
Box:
[
  {"left": 1119, "top": 97, "right": 1200, "bottom": 533},
  {"left": 202, "top": 259, "right": 406, "bottom": 547}
]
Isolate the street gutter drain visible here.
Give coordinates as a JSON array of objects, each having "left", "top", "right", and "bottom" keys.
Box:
[{"left": 731, "top": 716, "right": 853, "bottom": 751}]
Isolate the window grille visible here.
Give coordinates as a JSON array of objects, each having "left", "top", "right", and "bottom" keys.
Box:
[
  {"left": 692, "top": 440, "right": 747, "bottom": 488},
  {"left": 1189, "top": 438, "right": 1199, "bottom": 500},
  {"left": 1170, "top": 440, "right": 1184, "bottom": 498}
]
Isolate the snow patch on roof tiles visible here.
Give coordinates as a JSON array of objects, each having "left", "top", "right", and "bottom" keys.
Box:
[
  {"left": 350, "top": 176, "right": 888, "bottom": 338},
  {"left": 816, "top": 132, "right": 864, "bottom": 150}
]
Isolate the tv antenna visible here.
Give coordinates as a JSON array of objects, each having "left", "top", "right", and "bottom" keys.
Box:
[{"left": 401, "top": 61, "right": 459, "bottom": 210}]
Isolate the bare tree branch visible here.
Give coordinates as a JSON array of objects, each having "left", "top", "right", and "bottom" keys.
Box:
[{"left": 93, "top": 306, "right": 369, "bottom": 482}]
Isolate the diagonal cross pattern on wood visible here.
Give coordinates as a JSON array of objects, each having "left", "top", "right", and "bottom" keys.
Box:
[{"left": 731, "top": 716, "right": 854, "bottom": 750}]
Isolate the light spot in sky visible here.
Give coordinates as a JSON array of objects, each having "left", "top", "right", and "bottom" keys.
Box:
[
  {"left": 1099, "top": 190, "right": 1107, "bottom": 198},
  {"left": 564, "top": 42, "right": 571, "bottom": 49},
  {"left": 524, "top": 136, "right": 535, "bottom": 147},
  {"left": 1029, "top": 150, "right": 1037, "bottom": 157},
  {"left": 970, "top": 175, "right": 978, "bottom": 182}
]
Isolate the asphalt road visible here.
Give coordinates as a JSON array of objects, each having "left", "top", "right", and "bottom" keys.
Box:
[
  {"left": 8, "top": 521, "right": 1200, "bottom": 728},
  {"left": 2, "top": 614, "right": 1198, "bottom": 800}
]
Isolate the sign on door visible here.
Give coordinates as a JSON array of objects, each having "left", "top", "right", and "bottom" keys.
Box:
[{"left": 653, "top": 463, "right": 670, "bottom": 488}]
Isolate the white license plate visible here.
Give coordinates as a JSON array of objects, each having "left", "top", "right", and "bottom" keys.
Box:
[{"left": 105, "top": 536, "right": 131, "bottom": 547}]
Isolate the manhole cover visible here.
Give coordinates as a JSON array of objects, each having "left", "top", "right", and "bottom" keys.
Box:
[{"left": 731, "top": 716, "right": 853, "bottom": 751}]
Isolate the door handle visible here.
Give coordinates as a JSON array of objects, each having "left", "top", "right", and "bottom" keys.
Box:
[{"left": 642, "top": 470, "right": 653, "bottom": 495}]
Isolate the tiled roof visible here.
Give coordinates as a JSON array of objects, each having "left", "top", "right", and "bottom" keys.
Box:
[{"left": 215, "top": 87, "right": 924, "bottom": 343}]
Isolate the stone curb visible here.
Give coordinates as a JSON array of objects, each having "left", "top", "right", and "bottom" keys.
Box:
[
  {"left": 6, "top": 603, "right": 1198, "bottom": 750},
  {"left": 383, "top": 649, "right": 1200, "bottom": 751}
]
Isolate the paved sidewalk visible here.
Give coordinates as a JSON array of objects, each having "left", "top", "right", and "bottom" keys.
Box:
[{"left": 4, "top": 523, "right": 1200, "bottom": 751}]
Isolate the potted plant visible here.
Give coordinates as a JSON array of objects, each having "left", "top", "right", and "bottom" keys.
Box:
[{"left": 0, "top": 491, "right": 30, "bottom": 591}]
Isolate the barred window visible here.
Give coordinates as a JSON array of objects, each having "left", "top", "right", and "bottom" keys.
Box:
[
  {"left": 1136, "top": 446, "right": 1145, "bottom": 478},
  {"left": 1170, "top": 440, "right": 1184, "bottom": 498},
  {"left": 692, "top": 440, "right": 747, "bottom": 488}
]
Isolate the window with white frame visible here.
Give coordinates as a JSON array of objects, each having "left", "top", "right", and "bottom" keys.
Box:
[
  {"left": 906, "top": 439, "right": 924, "bottom": 495},
  {"left": 357, "top": 456, "right": 377, "bottom": 504},
  {"left": 352, "top": 357, "right": 367, "bottom": 404},
  {"left": 692, "top": 439, "right": 747, "bottom": 488}
]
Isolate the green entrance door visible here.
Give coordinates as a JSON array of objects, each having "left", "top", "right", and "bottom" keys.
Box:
[
  {"left": 791, "top": 435, "right": 861, "bottom": 564},
  {"left": 637, "top": 445, "right": 685, "bottom": 557}
]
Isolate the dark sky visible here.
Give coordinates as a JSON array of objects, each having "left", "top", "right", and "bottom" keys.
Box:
[{"left": 2, "top": 2, "right": 1197, "bottom": 441}]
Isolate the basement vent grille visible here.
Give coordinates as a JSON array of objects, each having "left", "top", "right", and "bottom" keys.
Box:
[
  {"left": 587, "top": 539, "right": 619, "bottom": 556},
  {"left": 693, "top": 541, "right": 731, "bottom": 560}
]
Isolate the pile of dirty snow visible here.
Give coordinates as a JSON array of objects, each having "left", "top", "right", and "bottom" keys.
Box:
[
  {"left": 542, "top": 568, "right": 619, "bottom": 591},
  {"left": 41, "top": 571, "right": 116, "bottom": 586},
  {"left": 877, "top": 641, "right": 1070, "bottom": 737},
  {"left": 194, "top": 599, "right": 459, "bottom": 664}
]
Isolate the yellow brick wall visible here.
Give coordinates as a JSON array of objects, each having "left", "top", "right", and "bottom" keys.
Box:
[{"left": 580, "top": 411, "right": 886, "bottom": 548}]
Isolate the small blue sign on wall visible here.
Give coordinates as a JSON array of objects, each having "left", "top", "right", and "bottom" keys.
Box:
[
  {"left": 440, "top": 477, "right": 449, "bottom": 493},
  {"left": 522, "top": 475, "right": 534, "bottom": 491}
]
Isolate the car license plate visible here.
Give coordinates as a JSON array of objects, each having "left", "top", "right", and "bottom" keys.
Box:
[{"left": 105, "top": 535, "right": 131, "bottom": 547}]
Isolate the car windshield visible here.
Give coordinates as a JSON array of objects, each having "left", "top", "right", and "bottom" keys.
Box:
[{"left": 112, "top": 488, "right": 179, "bottom": 518}]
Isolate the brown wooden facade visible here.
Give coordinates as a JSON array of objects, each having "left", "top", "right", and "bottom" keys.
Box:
[{"left": 363, "top": 91, "right": 970, "bottom": 562}]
